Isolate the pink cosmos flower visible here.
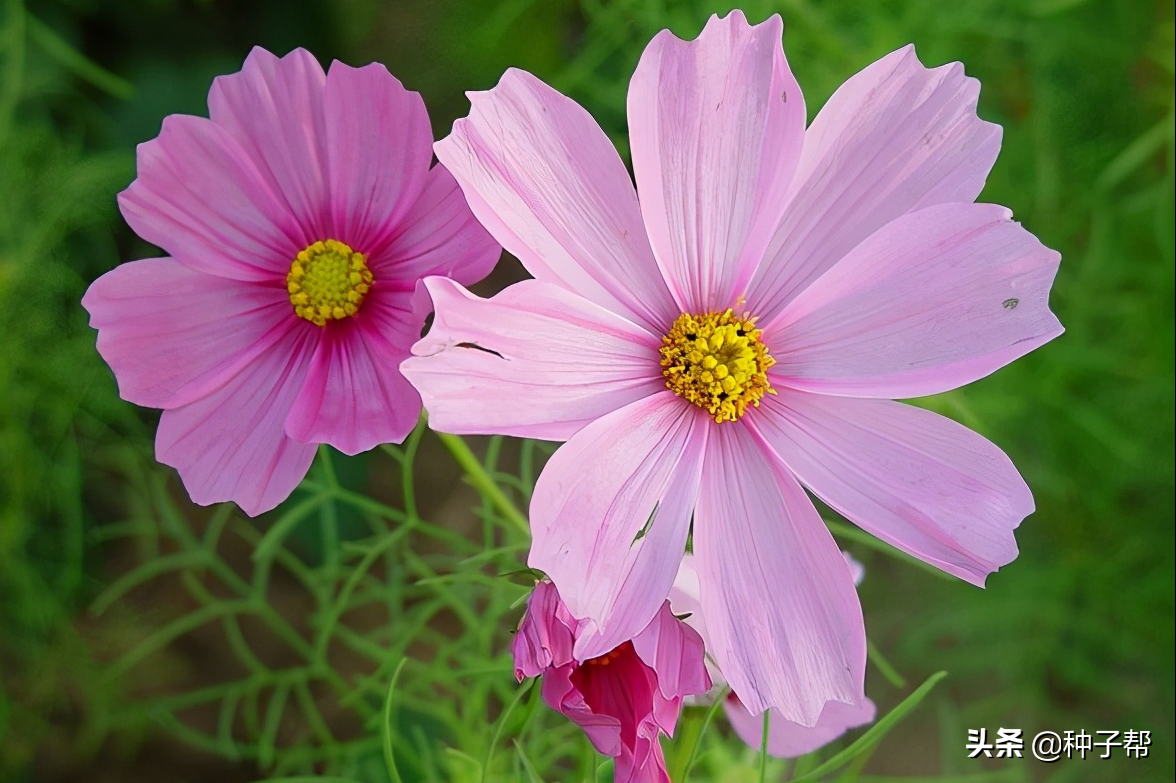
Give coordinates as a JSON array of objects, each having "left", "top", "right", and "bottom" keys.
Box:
[
  {"left": 513, "top": 580, "right": 711, "bottom": 783},
  {"left": 82, "top": 48, "right": 498, "bottom": 515},
  {"left": 404, "top": 11, "right": 1062, "bottom": 722},
  {"left": 669, "top": 554, "right": 875, "bottom": 758}
]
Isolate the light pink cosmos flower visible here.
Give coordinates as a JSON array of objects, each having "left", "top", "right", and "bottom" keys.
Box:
[
  {"left": 82, "top": 48, "right": 499, "bottom": 515},
  {"left": 670, "top": 554, "right": 875, "bottom": 758},
  {"left": 404, "top": 11, "right": 1062, "bottom": 722},
  {"left": 513, "top": 580, "right": 711, "bottom": 783}
]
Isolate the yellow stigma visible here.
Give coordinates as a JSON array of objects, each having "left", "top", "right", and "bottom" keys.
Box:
[
  {"left": 660, "top": 309, "right": 776, "bottom": 423},
  {"left": 286, "top": 239, "right": 373, "bottom": 326}
]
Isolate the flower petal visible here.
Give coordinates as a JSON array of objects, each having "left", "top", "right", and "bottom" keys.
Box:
[
  {"left": 285, "top": 291, "right": 422, "bottom": 454},
  {"left": 527, "top": 394, "right": 707, "bottom": 660},
  {"left": 155, "top": 324, "right": 319, "bottom": 516},
  {"left": 207, "top": 47, "right": 328, "bottom": 243},
  {"left": 541, "top": 667, "right": 624, "bottom": 757},
  {"left": 402, "top": 277, "right": 664, "bottom": 441},
  {"left": 118, "top": 114, "right": 301, "bottom": 282},
  {"left": 373, "top": 163, "right": 500, "bottom": 288},
  {"left": 723, "top": 695, "right": 876, "bottom": 758},
  {"left": 82, "top": 258, "right": 294, "bottom": 409},
  {"left": 753, "top": 391, "right": 1032, "bottom": 586},
  {"left": 693, "top": 423, "right": 866, "bottom": 723},
  {"left": 323, "top": 61, "right": 433, "bottom": 254},
  {"left": 513, "top": 581, "right": 576, "bottom": 679},
  {"left": 434, "top": 68, "right": 677, "bottom": 332},
  {"left": 768, "top": 203, "right": 1063, "bottom": 398},
  {"left": 632, "top": 602, "right": 712, "bottom": 706},
  {"left": 748, "top": 45, "right": 1002, "bottom": 318},
  {"left": 628, "top": 11, "right": 804, "bottom": 313}
]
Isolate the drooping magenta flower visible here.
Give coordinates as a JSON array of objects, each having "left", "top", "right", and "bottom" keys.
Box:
[
  {"left": 404, "top": 11, "right": 1062, "bottom": 722},
  {"left": 513, "top": 580, "right": 711, "bottom": 783},
  {"left": 82, "top": 48, "right": 499, "bottom": 516},
  {"left": 669, "top": 554, "right": 875, "bottom": 758}
]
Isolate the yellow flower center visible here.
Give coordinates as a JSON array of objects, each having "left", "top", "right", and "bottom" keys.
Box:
[
  {"left": 660, "top": 309, "right": 776, "bottom": 423},
  {"left": 286, "top": 239, "right": 373, "bottom": 326}
]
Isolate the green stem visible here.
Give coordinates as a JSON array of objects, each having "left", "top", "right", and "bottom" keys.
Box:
[{"left": 437, "top": 433, "right": 530, "bottom": 536}]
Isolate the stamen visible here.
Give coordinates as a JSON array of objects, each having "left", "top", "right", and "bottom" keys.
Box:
[
  {"left": 287, "top": 239, "right": 373, "bottom": 326},
  {"left": 660, "top": 309, "right": 776, "bottom": 423}
]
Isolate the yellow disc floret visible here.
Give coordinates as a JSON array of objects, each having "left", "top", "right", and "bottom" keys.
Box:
[
  {"left": 660, "top": 309, "right": 776, "bottom": 423},
  {"left": 286, "top": 239, "right": 373, "bottom": 326}
]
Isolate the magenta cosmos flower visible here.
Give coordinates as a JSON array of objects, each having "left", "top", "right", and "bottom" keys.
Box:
[
  {"left": 82, "top": 48, "right": 498, "bottom": 515},
  {"left": 669, "top": 554, "right": 875, "bottom": 758},
  {"left": 513, "top": 580, "right": 711, "bottom": 783},
  {"left": 403, "top": 11, "right": 1062, "bottom": 722}
]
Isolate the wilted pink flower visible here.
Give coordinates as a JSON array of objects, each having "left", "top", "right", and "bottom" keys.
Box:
[
  {"left": 514, "top": 580, "right": 711, "bottom": 783},
  {"left": 669, "top": 554, "right": 875, "bottom": 758},
  {"left": 405, "top": 11, "right": 1061, "bottom": 722},
  {"left": 83, "top": 48, "right": 498, "bottom": 515}
]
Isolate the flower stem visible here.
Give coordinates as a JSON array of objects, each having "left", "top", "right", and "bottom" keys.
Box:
[{"left": 436, "top": 432, "right": 531, "bottom": 536}]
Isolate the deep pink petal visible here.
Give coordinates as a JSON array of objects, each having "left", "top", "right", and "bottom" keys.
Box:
[
  {"left": 631, "top": 602, "right": 711, "bottom": 707},
  {"left": 628, "top": 11, "right": 804, "bottom": 313},
  {"left": 402, "top": 277, "right": 664, "bottom": 441},
  {"left": 527, "top": 394, "right": 707, "bottom": 660},
  {"left": 541, "top": 665, "right": 624, "bottom": 757},
  {"left": 615, "top": 732, "right": 671, "bottom": 783},
  {"left": 207, "top": 47, "right": 328, "bottom": 243},
  {"left": 434, "top": 68, "right": 677, "bottom": 332},
  {"left": 155, "top": 325, "right": 320, "bottom": 516},
  {"left": 571, "top": 642, "right": 658, "bottom": 751},
  {"left": 513, "top": 581, "right": 576, "bottom": 679},
  {"left": 82, "top": 258, "right": 293, "bottom": 409},
  {"left": 323, "top": 61, "right": 433, "bottom": 254},
  {"left": 753, "top": 391, "right": 1032, "bottom": 586},
  {"left": 693, "top": 423, "right": 866, "bottom": 723},
  {"left": 285, "top": 291, "right": 421, "bottom": 454},
  {"left": 118, "top": 114, "right": 301, "bottom": 282},
  {"left": 374, "top": 164, "right": 501, "bottom": 288},
  {"left": 748, "top": 45, "right": 1003, "bottom": 318},
  {"left": 767, "top": 203, "right": 1063, "bottom": 398},
  {"left": 723, "top": 694, "right": 876, "bottom": 758}
]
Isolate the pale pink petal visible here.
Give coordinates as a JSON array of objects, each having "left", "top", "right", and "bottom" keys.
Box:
[
  {"left": 768, "top": 203, "right": 1063, "bottom": 398},
  {"left": 82, "top": 258, "right": 294, "bottom": 409},
  {"left": 693, "top": 423, "right": 865, "bottom": 723},
  {"left": 323, "top": 61, "right": 433, "bottom": 254},
  {"left": 285, "top": 292, "right": 421, "bottom": 454},
  {"left": 402, "top": 277, "right": 664, "bottom": 441},
  {"left": 632, "top": 602, "right": 712, "bottom": 704},
  {"left": 207, "top": 48, "right": 328, "bottom": 243},
  {"left": 628, "top": 11, "right": 804, "bottom": 313},
  {"left": 374, "top": 164, "right": 500, "bottom": 288},
  {"left": 753, "top": 391, "right": 1032, "bottom": 586},
  {"left": 434, "top": 68, "right": 677, "bottom": 332},
  {"left": 155, "top": 325, "right": 320, "bottom": 516},
  {"left": 118, "top": 114, "right": 301, "bottom": 282},
  {"left": 723, "top": 695, "right": 876, "bottom": 758},
  {"left": 748, "top": 45, "right": 1002, "bottom": 318},
  {"left": 527, "top": 394, "right": 708, "bottom": 660}
]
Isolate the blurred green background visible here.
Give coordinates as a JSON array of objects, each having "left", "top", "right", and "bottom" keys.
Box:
[{"left": 0, "top": 0, "right": 1172, "bottom": 782}]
